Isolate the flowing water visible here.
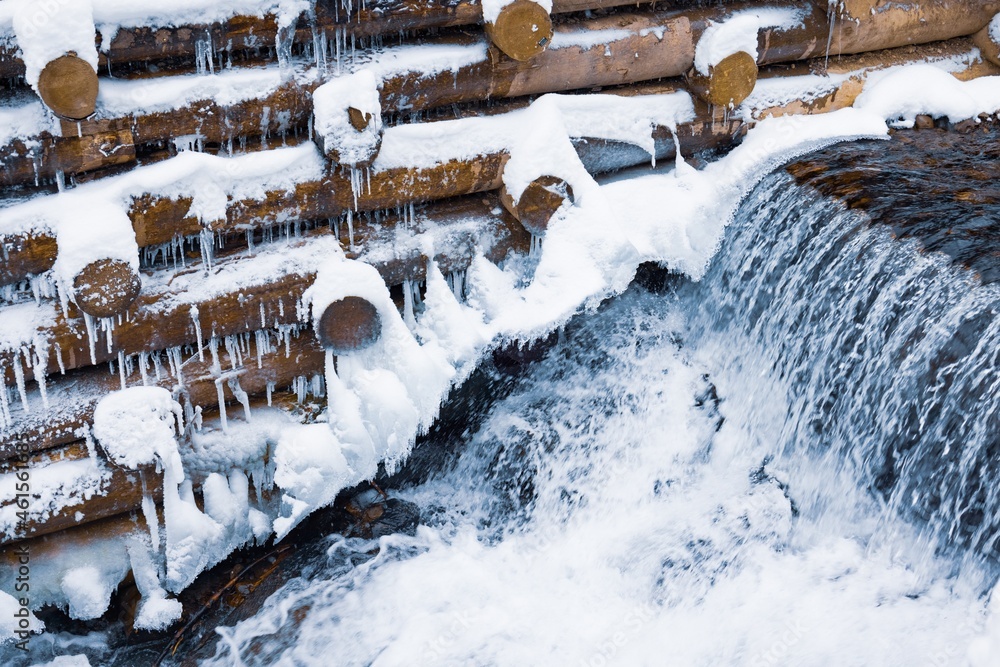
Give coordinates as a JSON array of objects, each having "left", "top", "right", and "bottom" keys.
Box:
[{"left": 193, "top": 167, "right": 1000, "bottom": 666}]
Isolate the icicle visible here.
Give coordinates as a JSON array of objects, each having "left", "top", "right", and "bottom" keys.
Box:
[
  {"left": 266, "top": 381, "right": 274, "bottom": 406},
  {"left": 29, "top": 335, "right": 49, "bottom": 410},
  {"left": 229, "top": 376, "right": 252, "bottom": 423},
  {"left": 118, "top": 350, "right": 127, "bottom": 390},
  {"left": 55, "top": 170, "right": 65, "bottom": 192},
  {"left": 0, "top": 369, "right": 11, "bottom": 427},
  {"left": 82, "top": 312, "right": 99, "bottom": 365},
  {"left": 190, "top": 306, "right": 205, "bottom": 362},
  {"left": 215, "top": 378, "right": 229, "bottom": 432},
  {"left": 12, "top": 353, "right": 29, "bottom": 413},
  {"left": 53, "top": 343, "right": 66, "bottom": 375},
  {"left": 402, "top": 278, "right": 417, "bottom": 331},
  {"left": 139, "top": 351, "right": 150, "bottom": 386}
]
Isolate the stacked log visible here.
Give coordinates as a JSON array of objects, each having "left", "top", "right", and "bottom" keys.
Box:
[{"left": 3, "top": 0, "right": 1000, "bottom": 632}]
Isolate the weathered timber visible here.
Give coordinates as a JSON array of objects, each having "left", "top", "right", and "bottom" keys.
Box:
[
  {"left": 500, "top": 175, "right": 574, "bottom": 236},
  {"left": 485, "top": 0, "right": 554, "bottom": 61},
  {"left": 686, "top": 51, "right": 758, "bottom": 108},
  {"left": 7, "top": 0, "right": 999, "bottom": 188},
  {"left": 36, "top": 54, "right": 100, "bottom": 121},
  {"left": 0, "top": 230, "right": 58, "bottom": 284},
  {"left": 1, "top": 450, "right": 160, "bottom": 544},
  {"left": 0, "top": 327, "right": 326, "bottom": 464},
  {"left": 317, "top": 296, "right": 383, "bottom": 353},
  {"left": 0, "top": 194, "right": 529, "bottom": 401},
  {"left": 973, "top": 22, "right": 1000, "bottom": 68},
  {"left": 72, "top": 258, "right": 143, "bottom": 318}
]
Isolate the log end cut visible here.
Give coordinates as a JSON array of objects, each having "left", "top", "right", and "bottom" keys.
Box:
[
  {"left": 37, "top": 53, "right": 100, "bottom": 121},
  {"left": 317, "top": 296, "right": 383, "bottom": 354},
  {"left": 73, "top": 258, "right": 142, "bottom": 318},
  {"left": 500, "top": 175, "right": 574, "bottom": 236},
  {"left": 686, "top": 51, "right": 758, "bottom": 108},
  {"left": 486, "top": 0, "right": 554, "bottom": 62}
]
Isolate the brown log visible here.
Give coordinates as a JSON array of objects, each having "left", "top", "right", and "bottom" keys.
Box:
[
  {"left": 0, "top": 453, "right": 160, "bottom": 544},
  {"left": 72, "top": 258, "right": 143, "bottom": 318},
  {"left": 500, "top": 175, "right": 574, "bottom": 236},
  {"left": 0, "top": 513, "right": 148, "bottom": 572},
  {"left": 973, "top": 23, "right": 1000, "bottom": 68},
  {"left": 686, "top": 51, "right": 758, "bottom": 108},
  {"left": 0, "top": 194, "right": 528, "bottom": 403},
  {"left": 0, "top": 325, "right": 328, "bottom": 463},
  {"left": 6, "top": 1, "right": 996, "bottom": 190},
  {"left": 37, "top": 53, "right": 100, "bottom": 121},
  {"left": 317, "top": 297, "right": 383, "bottom": 353},
  {"left": 485, "top": 0, "right": 554, "bottom": 61},
  {"left": 0, "top": 230, "right": 58, "bottom": 284}
]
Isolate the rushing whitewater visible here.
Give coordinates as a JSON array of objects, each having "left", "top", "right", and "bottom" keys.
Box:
[{"left": 190, "top": 171, "right": 1000, "bottom": 666}]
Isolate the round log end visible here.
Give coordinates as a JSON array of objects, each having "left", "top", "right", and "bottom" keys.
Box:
[
  {"left": 37, "top": 54, "right": 99, "bottom": 121},
  {"left": 486, "top": 0, "right": 553, "bottom": 62},
  {"left": 500, "top": 175, "right": 574, "bottom": 236},
  {"left": 72, "top": 258, "right": 142, "bottom": 318},
  {"left": 317, "top": 296, "right": 382, "bottom": 354},
  {"left": 687, "top": 51, "right": 758, "bottom": 108},
  {"left": 973, "top": 25, "right": 1000, "bottom": 68}
]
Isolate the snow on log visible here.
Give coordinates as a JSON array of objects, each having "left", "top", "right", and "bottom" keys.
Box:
[
  {"left": 500, "top": 175, "right": 574, "bottom": 236},
  {"left": 0, "top": 444, "right": 160, "bottom": 545},
  {"left": 316, "top": 297, "right": 384, "bottom": 354},
  {"left": 0, "top": 195, "right": 528, "bottom": 389},
  {"left": 1, "top": 327, "right": 328, "bottom": 465},
  {"left": 973, "top": 15, "right": 1000, "bottom": 68},
  {"left": 484, "top": 0, "right": 554, "bottom": 61},
  {"left": 12, "top": 1, "right": 100, "bottom": 120},
  {"left": 52, "top": 202, "right": 142, "bottom": 318},
  {"left": 312, "top": 71, "right": 384, "bottom": 167}
]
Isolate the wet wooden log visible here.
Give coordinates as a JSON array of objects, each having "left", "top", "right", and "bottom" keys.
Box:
[
  {"left": 0, "top": 230, "right": 58, "bottom": 285},
  {"left": 317, "top": 297, "right": 383, "bottom": 353},
  {"left": 0, "top": 449, "right": 160, "bottom": 544},
  {"left": 0, "top": 194, "right": 529, "bottom": 401},
  {"left": 36, "top": 54, "right": 100, "bottom": 121},
  {"left": 0, "top": 327, "right": 327, "bottom": 464},
  {"left": 499, "top": 175, "right": 574, "bottom": 236}
]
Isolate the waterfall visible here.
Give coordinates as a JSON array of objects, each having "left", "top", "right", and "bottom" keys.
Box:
[
  {"left": 192, "top": 168, "right": 999, "bottom": 666},
  {"left": 686, "top": 170, "right": 1000, "bottom": 564}
]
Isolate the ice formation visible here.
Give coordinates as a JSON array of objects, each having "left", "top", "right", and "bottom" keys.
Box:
[{"left": 6, "top": 57, "right": 1000, "bottom": 632}]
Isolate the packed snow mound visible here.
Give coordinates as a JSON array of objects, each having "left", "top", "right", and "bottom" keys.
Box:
[
  {"left": 855, "top": 64, "right": 1000, "bottom": 127},
  {"left": 9, "top": 0, "right": 98, "bottom": 89},
  {"left": 694, "top": 7, "right": 804, "bottom": 75},
  {"left": 92, "top": 387, "right": 184, "bottom": 471}
]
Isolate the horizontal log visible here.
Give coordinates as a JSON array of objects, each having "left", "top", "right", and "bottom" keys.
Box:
[
  {"left": 1, "top": 448, "right": 160, "bottom": 544},
  {"left": 5, "top": 0, "right": 995, "bottom": 188},
  {"left": 0, "top": 326, "right": 326, "bottom": 465},
  {"left": 0, "top": 1, "right": 756, "bottom": 81},
  {"left": 1, "top": 79, "right": 743, "bottom": 286},
  {"left": 0, "top": 193, "right": 530, "bottom": 443}
]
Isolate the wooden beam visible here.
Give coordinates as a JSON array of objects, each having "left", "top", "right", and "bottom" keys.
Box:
[{"left": 0, "top": 194, "right": 529, "bottom": 419}]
